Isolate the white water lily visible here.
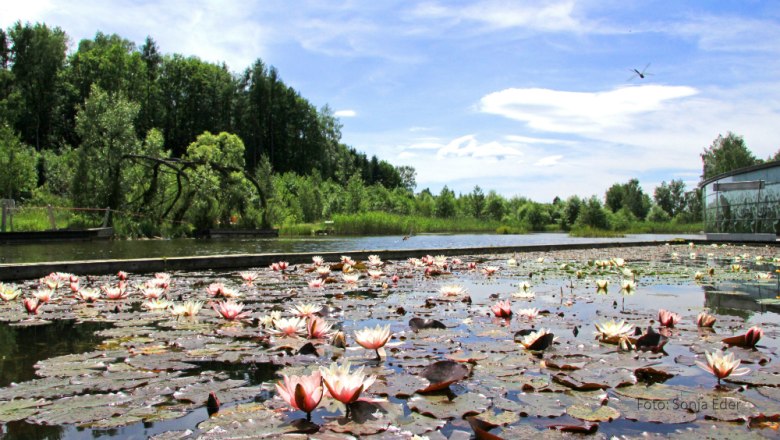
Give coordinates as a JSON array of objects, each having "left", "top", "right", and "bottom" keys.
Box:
[
  {"left": 170, "top": 300, "right": 203, "bottom": 317},
  {"left": 439, "top": 284, "right": 467, "bottom": 297},
  {"left": 143, "top": 298, "right": 173, "bottom": 311},
  {"left": 289, "top": 302, "right": 322, "bottom": 318},
  {"left": 258, "top": 310, "right": 282, "bottom": 327},
  {"left": 594, "top": 319, "right": 634, "bottom": 341}
]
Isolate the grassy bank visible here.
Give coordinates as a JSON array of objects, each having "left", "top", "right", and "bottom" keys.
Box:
[
  {"left": 278, "top": 212, "right": 525, "bottom": 236},
  {"left": 569, "top": 221, "right": 704, "bottom": 238}
]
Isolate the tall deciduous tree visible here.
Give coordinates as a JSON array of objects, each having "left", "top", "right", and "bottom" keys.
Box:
[
  {"left": 653, "top": 179, "right": 686, "bottom": 217},
  {"left": 0, "top": 125, "right": 38, "bottom": 199},
  {"left": 72, "top": 85, "right": 140, "bottom": 222},
  {"left": 8, "top": 21, "right": 67, "bottom": 150},
  {"left": 701, "top": 132, "right": 759, "bottom": 180},
  {"left": 605, "top": 179, "right": 651, "bottom": 219}
]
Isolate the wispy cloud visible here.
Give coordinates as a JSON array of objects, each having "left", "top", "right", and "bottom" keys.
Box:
[
  {"left": 435, "top": 135, "right": 524, "bottom": 159},
  {"left": 334, "top": 109, "right": 357, "bottom": 117},
  {"left": 411, "top": 0, "right": 584, "bottom": 32},
  {"left": 480, "top": 85, "right": 698, "bottom": 134}
]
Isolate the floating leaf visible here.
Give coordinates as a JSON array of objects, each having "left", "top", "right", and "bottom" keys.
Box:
[
  {"left": 0, "top": 398, "right": 49, "bottom": 422},
  {"left": 567, "top": 404, "right": 620, "bottom": 422},
  {"left": 418, "top": 360, "right": 470, "bottom": 393}
]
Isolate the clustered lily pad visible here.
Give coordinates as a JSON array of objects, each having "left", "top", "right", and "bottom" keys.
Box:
[{"left": 0, "top": 244, "right": 779, "bottom": 438}]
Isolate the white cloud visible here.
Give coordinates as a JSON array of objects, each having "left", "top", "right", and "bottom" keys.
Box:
[
  {"left": 436, "top": 135, "right": 524, "bottom": 159},
  {"left": 480, "top": 85, "right": 698, "bottom": 134},
  {"left": 334, "top": 109, "right": 357, "bottom": 118},
  {"left": 0, "top": 0, "right": 273, "bottom": 71},
  {"left": 535, "top": 155, "right": 563, "bottom": 167},
  {"left": 411, "top": 0, "right": 584, "bottom": 32}
]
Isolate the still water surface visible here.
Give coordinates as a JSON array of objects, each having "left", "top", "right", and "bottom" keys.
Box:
[{"left": 0, "top": 233, "right": 702, "bottom": 264}]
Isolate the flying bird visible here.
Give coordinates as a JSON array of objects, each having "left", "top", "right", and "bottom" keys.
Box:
[{"left": 628, "top": 63, "right": 653, "bottom": 80}]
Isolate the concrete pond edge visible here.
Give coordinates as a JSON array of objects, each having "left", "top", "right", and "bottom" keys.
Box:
[{"left": 2, "top": 238, "right": 778, "bottom": 281}]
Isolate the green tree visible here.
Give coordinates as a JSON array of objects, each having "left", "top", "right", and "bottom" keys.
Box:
[
  {"left": 653, "top": 179, "right": 686, "bottom": 217},
  {"left": 72, "top": 85, "right": 140, "bottom": 221},
  {"left": 605, "top": 183, "right": 624, "bottom": 212},
  {"left": 482, "top": 190, "right": 506, "bottom": 221},
  {"left": 396, "top": 165, "right": 416, "bottom": 192},
  {"left": 605, "top": 179, "right": 651, "bottom": 219},
  {"left": 576, "top": 196, "right": 610, "bottom": 229},
  {"left": 701, "top": 132, "right": 759, "bottom": 180},
  {"left": 560, "top": 195, "right": 582, "bottom": 230},
  {"left": 646, "top": 204, "right": 671, "bottom": 223},
  {"left": 179, "top": 131, "right": 260, "bottom": 230},
  {"left": 8, "top": 21, "right": 68, "bottom": 150},
  {"left": 435, "top": 186, "right": 456, "bottom": 218},
  {"left": 0, "top": 125, "right": 38, "bottom": 199}
]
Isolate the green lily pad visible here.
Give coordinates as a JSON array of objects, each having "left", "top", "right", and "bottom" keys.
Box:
[
  {"left": 566, "top": 404, "right": 620, "bottom": 422},
  {"left": 409, "top": 392, "right": 489, "bottom": 420},
  {"left": 0, "top": 398, "right": 49, "bottom": 422}
]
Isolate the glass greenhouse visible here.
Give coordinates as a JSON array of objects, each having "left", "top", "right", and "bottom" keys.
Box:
[{"left": 701, "top": 161, "right": 780, "bottom": 240}]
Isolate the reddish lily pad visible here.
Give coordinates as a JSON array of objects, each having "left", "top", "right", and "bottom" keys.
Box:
[
  {"left": 409, "top": 317, "right": 447, "bottom": 332},
  {"left": 418, "top": 360, "right": 470, "bottom": 393}
]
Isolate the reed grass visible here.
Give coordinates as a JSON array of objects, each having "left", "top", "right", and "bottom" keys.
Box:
[{"left": 321, "top": 212, "right": 504, "bottom": 235}]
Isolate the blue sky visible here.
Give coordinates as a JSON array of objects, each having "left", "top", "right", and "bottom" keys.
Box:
[{"left": 3, "top": 1, "right": 780, "bottom": 201}]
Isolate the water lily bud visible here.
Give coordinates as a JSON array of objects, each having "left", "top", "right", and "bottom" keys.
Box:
[{"left": 330, "top": 330, "right": 347, "bottom": 348}]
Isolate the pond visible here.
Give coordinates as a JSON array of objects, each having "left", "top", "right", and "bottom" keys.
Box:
[
  {"left": 0, "top": 233, "right": 703, "bottom": 264},
  {"left": 0, "top": 242, "right": 778, "bottom": 439}
]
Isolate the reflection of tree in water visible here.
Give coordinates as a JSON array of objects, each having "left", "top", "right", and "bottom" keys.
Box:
[
  {"left": 0, "top": 320, "right": 111, "bottom": 387},
  {"left": 702, "top": 282, "right": 780, "bottom": 317},
  {"left": 1, "top": 420, "right": 64, "bottom": 440},
  {"left": 706, "top": 183, "right": 780, "bottom": 234}
]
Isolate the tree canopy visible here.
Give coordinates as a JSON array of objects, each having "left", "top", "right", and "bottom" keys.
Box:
[{"left": 701, "top": 132, "right": 760, "bottom": 180}]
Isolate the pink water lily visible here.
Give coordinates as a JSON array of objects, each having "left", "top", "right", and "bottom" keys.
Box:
[
  {"left": 69, "top": 281, "right": 80, "bottom": 293},
  {"left": 320, "top": 361, "right": 376, "bottom": 407},
  {"left": 481, "top": 266, "right": 499, "bottom": 276},
  {"left": 340, "top": 255, "right": 356, "bottom": 266},
  {"left": 206, "top": 282, "right": 226, "bottom": 297},
  {"left": 491, "top": 300, "right": 513, "bottom": 318},
  {"left": 271, "top": 261, "right": 289, "bottom": 272},
  {"left": 212, "top": 300, "right": 251, "bottom": 321},
  {"left": 276, "top": 371, "right": 324, "bottom": 420},
  {"left": 697, "top": 312, "right": 716, "bottom": 328},
  {"left": 117, "top": 271, "right": 128, "bottom": 281},
  {"left": 76, "top": 288, "right": 101, "bottom": 303},
  {"left": 306, "top": 316, "right": 334, "bottom": 339},
  {"left": 23, "top": 297, "right": 40, "bottom": 315},
  {"left": 354, "top": 324, "right": 392, "bottom": 359},
  {"left": 33, "top": 289, "right": 55, "bottom": 303},
  {"left": 658, "top": 309, "right": 681, "bottom": 327},
  {"left": 239, "top": 271, "right": 258, "bottom": 285},
  {"left": 312, "top": 256, "right": 324, "bottom": 266},
  {"left": 697, "top": 350, "right": 750, "bottom": 385},
  {"left": 723, "top": 326, "right": 764, "bottom": 348},
  {"left": 102, "top": 284, "right": 128, "bottom": 300},
  {"left": 308, "top": 278, "right": 325, "bottom": 288}
]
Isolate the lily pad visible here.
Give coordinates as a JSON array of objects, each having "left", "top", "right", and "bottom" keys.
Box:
[
  {"left": 566, "top": 404, "right": 620, "bottom": 422},
  {"left": 418, "top": 360, "right": 470, "bottom": 393},
  {"left": 0, "top": 398, "right": 49, "bottom": 422}
]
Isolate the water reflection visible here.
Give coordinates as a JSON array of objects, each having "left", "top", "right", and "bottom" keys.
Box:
[
  {"left": 0, "top": 233, "right": 702, "bottom": 264},
  {"left": 704, "top": 280, "right": 780, "bottom": 316},
  {"left": 0, "top": 320, "right": 111, "bottom": 387}
]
